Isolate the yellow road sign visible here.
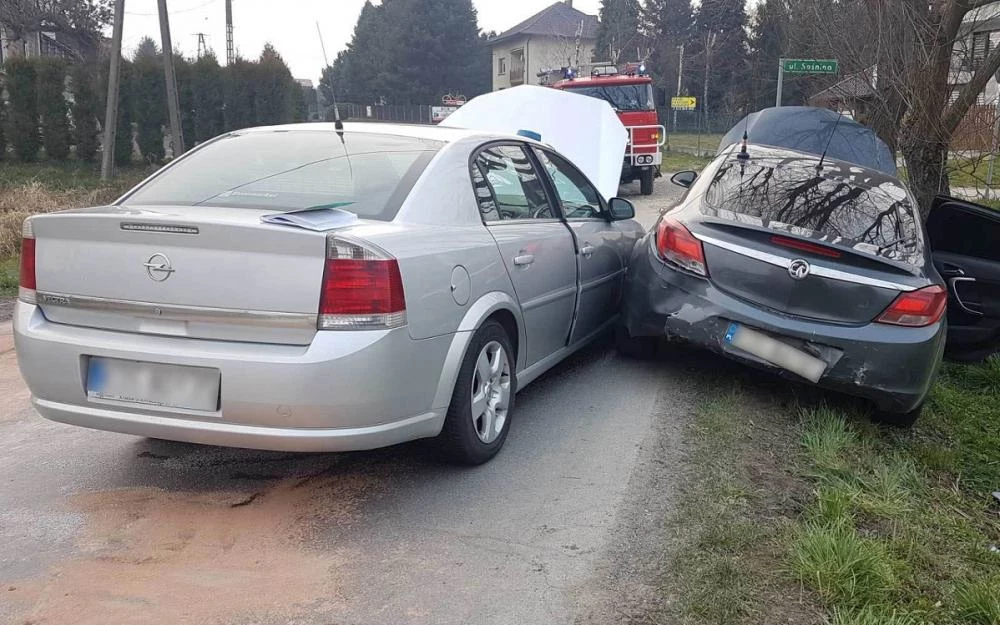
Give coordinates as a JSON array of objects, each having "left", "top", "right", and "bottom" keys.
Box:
[{"left": 671, "top": 96, "right": 697, "bottom": 110}]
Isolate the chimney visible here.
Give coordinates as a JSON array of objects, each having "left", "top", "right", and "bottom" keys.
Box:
[{"left": 565, "top": 0, "right": 572, "bottom": 7}]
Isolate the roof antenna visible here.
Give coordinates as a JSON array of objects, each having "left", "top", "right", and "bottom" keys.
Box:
[
  {"left": 737, "top": 108, "right": 751, "bottom": 161},
  {"left": 816, "top": 110, "right": 845, "bottom": 173},
  {"left": 317, "top": 21, "right": 351, "bottom": 177}
]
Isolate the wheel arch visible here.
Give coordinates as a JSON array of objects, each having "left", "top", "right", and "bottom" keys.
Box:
[{"left": 431, "top": 292, "right": 525, "bottom": 411}]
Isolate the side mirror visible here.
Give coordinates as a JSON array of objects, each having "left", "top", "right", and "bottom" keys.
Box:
[
  {"left": 670, "top": 170, "right": 698, "bottom": 188},
  {"left": 608, "top": 197, "right": 635, "bottom": 221},
  {"left": 655, "top": 87, "right": 667, "bottom": 108}
]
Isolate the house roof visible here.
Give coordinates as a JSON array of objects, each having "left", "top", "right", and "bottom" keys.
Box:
[
  {"left": 491, "top": 2, "right": 599, "bottom": 44},
  {"left": 809, "top": 69, "right": 876, "bottom": 103}
]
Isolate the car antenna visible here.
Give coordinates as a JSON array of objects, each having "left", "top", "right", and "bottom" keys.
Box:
[
  {"left": 816, "top": 110, "right": 845, "bottom": 173},
  {"left": 737, "top": 108, "right": 751, "bottom": 161},
  {"left": 316, "top": 21, "right": 352, "bottom": 176}
]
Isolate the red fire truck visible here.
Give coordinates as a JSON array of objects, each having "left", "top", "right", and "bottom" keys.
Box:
[{"left": 550, "top": 63, "right": 665, "bottom": 195}]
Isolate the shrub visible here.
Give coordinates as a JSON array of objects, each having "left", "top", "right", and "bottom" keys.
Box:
[
  {"left": 37, "top": 58, "right": 71, "bottom": 161},
  {"left": 0, "top": 97, "right": 7, "bottom": 159},
  {"left": 6, "top": 58, "right": 40, "bottom": 161},
  {"left": 71, "top": 63, "right": 101, "bottom": 162},
  {"left": 131, "top": 54, "right": 165, "bottom": 162}
]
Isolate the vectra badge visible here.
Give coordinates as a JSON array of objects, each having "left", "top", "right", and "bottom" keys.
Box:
[
  {"left": 788, "top": 259, "right": 811, "bottom": 281},
  {"left": 144, "top": 253, "right": 175, "bottom": 282}
]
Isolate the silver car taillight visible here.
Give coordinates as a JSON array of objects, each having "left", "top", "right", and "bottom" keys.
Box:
[
  {"left": 317, "top": 235, "right": 407, "bottom": 331},
  {"left": 19, "top": 218, "right": 37, "bottom": 304}
]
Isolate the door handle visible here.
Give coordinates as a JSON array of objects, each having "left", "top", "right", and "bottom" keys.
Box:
[
  {"left": 513, "top": 254, "right": 535, "bottom": 266},
  {"left": 940, "top": 263, "right": 966, "bottom": 277},
  {"left": 949, "top": 276, "right": 983, "bottom": 316},
  {"left": 580, "top": 244, "right": 596, "bottom": 257}
]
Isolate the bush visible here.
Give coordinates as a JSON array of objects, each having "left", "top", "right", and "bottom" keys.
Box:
[
  {"left": 6, "top": 58, "right": 41, "bottom": 161},
  {"left": 71, "top": 63, "right": 101, "bottom": 162},
  {"left": 131, "top": 54, "right": 166, "bottom": 162},
  {"left": 0, "top": 97, "right": 7, "bottom": 159},
  {"left": 191, "top": 53, "right": 225, "bottom": 142},
  {"left": 37, "top": 58, "right": 71, "bottom": 161}
]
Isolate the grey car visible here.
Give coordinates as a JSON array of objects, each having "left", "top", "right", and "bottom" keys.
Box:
[
  {"left": 618, "top": 107, "right": 1000, "bottom": 426},
  {"left": 13, "top": 123, "right": 642, "bottom": 464}
]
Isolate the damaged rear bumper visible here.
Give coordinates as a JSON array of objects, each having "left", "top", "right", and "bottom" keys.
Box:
[{"left": 622, "top": 233, "right": 946, "bottom": 412}]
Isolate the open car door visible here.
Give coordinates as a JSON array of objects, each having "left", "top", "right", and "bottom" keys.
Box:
[{"left": 927, "top": 196, "right": 1000, "bottom": 360}]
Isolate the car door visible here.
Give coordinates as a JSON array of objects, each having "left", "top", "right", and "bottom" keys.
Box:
[
  {"left": 927, "top": 196, "right": 1000, "bottom": 360},
  {"left": 472, "top": 143, "right": 578, "bottom": 367},
  {"left": 531, "top": 147, "right": 637, "bottom": 344}
]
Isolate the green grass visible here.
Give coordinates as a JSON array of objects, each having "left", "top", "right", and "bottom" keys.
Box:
[
  {"left": 0, "top": 257, "right": 18, "bottom": 298},
  {"left": 656, "top": 355, "right": 1000, "bottom": 625},
  {"left": 661, "top": 151, "right": 714, "bottom": 173},
  {"left": 665, "top": 132, "right": 726, "bottom": 156}
]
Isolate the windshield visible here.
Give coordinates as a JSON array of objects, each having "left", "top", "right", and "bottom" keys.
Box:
[
  {"left": 124, "top": 131, "right": 443, "bottom": 220},
  {"left": 563, "top": 83, "right": 655, "bottom": 112},
  {"left": 702, "top": 157, "right": 925, "bottom": 266}
]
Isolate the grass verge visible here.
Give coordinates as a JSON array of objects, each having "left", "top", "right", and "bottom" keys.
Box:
[
  {"left": 656, "top": 354, "right": 1000, "bottom": 625},
  {"left": 661, "top": 151, "right": 714, "bottom": 173}
]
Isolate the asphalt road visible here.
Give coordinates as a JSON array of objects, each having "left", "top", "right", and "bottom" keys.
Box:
[{"left": 0, "top": 178, "right": 687, "bottom": 625}]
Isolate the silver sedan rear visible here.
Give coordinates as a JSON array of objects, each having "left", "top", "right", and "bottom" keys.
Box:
[{"left": 14, "top": 123, "right": 642, "bottom": 464}]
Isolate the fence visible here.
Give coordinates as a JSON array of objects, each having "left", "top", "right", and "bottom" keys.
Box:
[{"left": 334, "top": 103, "right": 436, "bottom": 125}]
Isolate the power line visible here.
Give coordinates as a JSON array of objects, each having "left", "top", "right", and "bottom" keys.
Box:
[{"left": 125, "top": 0, "right": 219, "bottom": 17}]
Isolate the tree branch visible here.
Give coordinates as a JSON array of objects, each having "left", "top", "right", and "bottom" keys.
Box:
[{"left": 943, "top": 43, "right": 1000, "bottom": 133}]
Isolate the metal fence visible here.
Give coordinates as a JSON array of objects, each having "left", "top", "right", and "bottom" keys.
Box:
[{"left": 331, "top": 103, "right": 436, "bottom": 125}]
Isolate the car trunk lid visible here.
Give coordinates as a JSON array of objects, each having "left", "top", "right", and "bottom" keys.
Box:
[{"left": 30, "top": 205, "right": 331, "bottom": 345}]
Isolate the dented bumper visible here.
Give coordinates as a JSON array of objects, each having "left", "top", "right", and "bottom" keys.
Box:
[{"left": 622, "top": 233, "right": 946, "bottom": 412}]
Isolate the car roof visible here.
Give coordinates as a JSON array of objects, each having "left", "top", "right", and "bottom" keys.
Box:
[
  {"left": 720, "top": 143, "right": 904, "bottom": 189},
  {"left": 236, "top": 121, "right": 540, "bottom": 145}
]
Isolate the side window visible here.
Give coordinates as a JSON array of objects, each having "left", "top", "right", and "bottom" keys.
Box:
[
  {"left": 532, "top": 148, "right": 603, "bottom": 219},
  {"left": 472, "top": 145, "right": 554, "bottom": 221}
]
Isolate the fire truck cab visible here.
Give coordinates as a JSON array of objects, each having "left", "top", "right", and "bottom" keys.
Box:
[{"left": 550, "top": 63, "right": 665, "bottom": 195}]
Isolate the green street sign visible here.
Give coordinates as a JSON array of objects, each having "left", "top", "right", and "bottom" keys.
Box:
[{"left": 782, "top": 59, "right": 838, "bottom": 74}]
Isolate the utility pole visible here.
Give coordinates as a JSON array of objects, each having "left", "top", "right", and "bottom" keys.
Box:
[
  {"left": 101, "top": 0, "right": 126, "bottom": 180},
  {"left": 702, "top": 32, "right": 716, "bottom": 142},
  {"left": 158, "top": 0, "right": 185, "bottom": 157},
  {"left": 225, "top": 0, "right": 234, "bottom": 65},
  {"left": 195, "top": 32, "right": 208, "bottom": 59},
  {"left": 776, "top": 58, "right": 785, "bottom": 107},
  {"left": 673, "top": 43, "right": 684, "bottom": 133}
]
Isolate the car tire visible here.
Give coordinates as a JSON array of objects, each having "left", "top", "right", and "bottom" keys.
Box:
[
  {"left": 640, "top": 169, "right": 655, "bottom": 196},
  {"left": 437, "top": 320, "right": 516, "bottom": 465},
  {"left": 615, "top": 324, "right": 658, "bottom": 360},
  {"left": 873, "top": 403, "right": 923, "bottom": 428}
]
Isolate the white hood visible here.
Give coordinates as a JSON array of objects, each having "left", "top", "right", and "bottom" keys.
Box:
[{"left": 442, "top": 85, "right": 628, "bottom": 200}]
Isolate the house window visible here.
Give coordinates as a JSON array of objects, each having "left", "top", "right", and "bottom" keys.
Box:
[
  {"left": 510, "top": 48, "right": 525, "bottom": 86},
  {"left": 498, "top": 57, "right": 506, "bottom": 75},
  {"left": 971, "top": 31, "right": 992, "bottom": 70}
]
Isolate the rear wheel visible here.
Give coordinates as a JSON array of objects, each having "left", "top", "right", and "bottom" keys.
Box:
[
  {"left": 873, "top": 402, "right": 923, "bottom": 428},
  {"left": 437, "top": 320, "right": 516, "bottom": 465},
  {"left": 640, "top": 168, "right": 655, "bottom": 195}
]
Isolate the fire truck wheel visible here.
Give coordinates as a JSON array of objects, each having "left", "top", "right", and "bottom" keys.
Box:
[{"left": 640, "top": 169, "right": 655, "bottom": 195}]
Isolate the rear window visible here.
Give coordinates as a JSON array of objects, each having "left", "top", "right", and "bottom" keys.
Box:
[
  {"left": 701, "top": 159, "right": 925, "bottom": 266},
  {"left": 124, "top": 131, "right": 444, "bottom": 220}
]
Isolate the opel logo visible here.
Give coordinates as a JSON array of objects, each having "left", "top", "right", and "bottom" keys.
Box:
[
  {"left": 788, "top": 259, "right": 811, "bottom": 281},
  {"left": 144, "top": 253, "right": 175, "bottom": 282}
]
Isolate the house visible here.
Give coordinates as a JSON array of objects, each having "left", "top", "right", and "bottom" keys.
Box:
[
  {"left": 0, "top": 24, "right": 95, "bottom": 64},
  {"left": 488, "top": 1, "right": 599, "bottom": 91}
]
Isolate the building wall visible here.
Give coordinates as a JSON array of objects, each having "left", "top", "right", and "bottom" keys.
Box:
[{"left": 491, "top": 35, "right": 596, "bottom": 91}]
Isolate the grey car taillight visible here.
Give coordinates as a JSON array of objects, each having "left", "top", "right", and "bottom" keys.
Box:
[
  {"left": 318, "top": 235, "right": 407, "bottom": 331},
  {"left": 19, "top": 218, "right": 36, "bottom": 305}
]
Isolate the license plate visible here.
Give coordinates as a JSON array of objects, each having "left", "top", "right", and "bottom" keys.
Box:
[
  {"left": 724, "top": 323, "right": 827, "bottom": 383},
  {"left": 86, "top": 357, "right": 220, "bottom": 412}
]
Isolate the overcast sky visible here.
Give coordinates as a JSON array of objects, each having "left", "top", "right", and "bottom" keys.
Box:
[{"left": 119, "top": 0, "right": 602, "bottom": 83}]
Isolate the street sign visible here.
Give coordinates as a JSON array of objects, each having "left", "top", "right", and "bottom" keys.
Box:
[
  {"left": 671, "top": 96, "right": 697, "bottom": 111},
  {"left": 782, "top": 59, "right": 839, "bottom": 74}
]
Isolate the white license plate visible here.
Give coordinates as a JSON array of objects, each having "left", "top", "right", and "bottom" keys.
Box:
[
  {"left": 86, "top": 357, "right": 220, "bottom": 412},
  {"left": 723, "top": 323, "right": 827, "bottom": 383}
]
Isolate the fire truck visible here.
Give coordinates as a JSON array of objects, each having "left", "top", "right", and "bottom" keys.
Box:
[{"left": 549, "top": 63, "right": 665, "bottom": 195}]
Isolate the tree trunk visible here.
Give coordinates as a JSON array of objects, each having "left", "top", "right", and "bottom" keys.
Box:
[{"left": 901, "top": 136, "right": 948, "bottom": 219}]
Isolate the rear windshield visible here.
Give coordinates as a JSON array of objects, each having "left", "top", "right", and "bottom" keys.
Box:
[
  {"left": 124, "top": 131, "right": 444, "bottom": 220},
  {"left": 701, "top": 159, "right": 925, "bottom": 266},
  {"left": 563, "top": 83, "right": 654, "bottom": 112}
]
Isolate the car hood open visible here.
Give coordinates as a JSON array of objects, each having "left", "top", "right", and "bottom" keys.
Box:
[
  {"left": 719, "top": 106, "right": 897, "bottom": 176},
  {"left": 442, "top": 85, "right": 628, "bottom": 200}
]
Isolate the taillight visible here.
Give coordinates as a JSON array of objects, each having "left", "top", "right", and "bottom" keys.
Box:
[
  {"left": 655, "top": 218, "right": 708, "bottom": 276},
  {"left": 318, "top": 236, "right": 406, "bottom": 330},
  {"left": 19, "top": 219, "right": 36, "bottom": 304},
  {"left": 876, "top": 285, "right": 947, "bottom": 327},
  {"left": 770, "top": 235, "right": 842, "bottom": 259}
]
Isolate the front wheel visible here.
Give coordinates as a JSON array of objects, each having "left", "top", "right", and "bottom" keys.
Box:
[
  {"left": 873, "top": 402, "right": 923, "bottom": 428},
  {"left": 640, "top": 168, "right": 655, "bottom": 195},
  {"left": 437, "top": 320, "right": 516, "bottom": 465}
]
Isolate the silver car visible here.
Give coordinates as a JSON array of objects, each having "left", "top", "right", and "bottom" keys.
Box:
[{"left": 14, "top": 123, "right": 642, "bottom": 464}]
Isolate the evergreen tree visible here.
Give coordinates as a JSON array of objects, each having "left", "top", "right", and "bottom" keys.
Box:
[
  {"left": 749, "top": 0, "right": 796, "bottom": 110},
  {"left": 691, "top": 0, "right": 749, "bottom": 129},
  {"left": 37, "top": 58, "right": 71, "bottom": 160},
  {"left": 0, "top": 97, "right": 6, "bottom": 159},
  {"left": 174, "top": 53, "right": 196, "bottom": 150},
  {"left": 131, "top": 38, "right": 166, "bottom": 162},
  {"left": 643, "top": 0, "right": 694, "bottom": 109},
  {"left": 115, "top": 60, "right": 135, "bottom": 167},
  {"left": 596, "top": 0, "right": 642, "bottom": 64},
  {"left": 223, "top": 58, "right": 257, "bottom": 131},
  {"left": 255, "top": 44, "right": 296, "bottom": 125},
  {"left": 191, "top": 52, "right": 225, "bottom": 142},
  {"left": 71, "top": 62, "right": 100, "bottom": 162},
  {"left": 6, "top": 58, "right": 40, "bottom": 162}
]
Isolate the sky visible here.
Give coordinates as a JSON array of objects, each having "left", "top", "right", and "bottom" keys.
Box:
[{"left": 119, "top": 0, "right": 602, "bottom": 84}]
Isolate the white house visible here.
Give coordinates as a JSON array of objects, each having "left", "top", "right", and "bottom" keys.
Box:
[{"left": 488, "top": 1, "right": 599, "bottom": 91}]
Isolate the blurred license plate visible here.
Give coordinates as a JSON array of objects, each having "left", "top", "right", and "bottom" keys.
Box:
[
  {"left": 86, "top": 357, "right": 220, "bottom": 411},
  {"left": 723, "top": 323, "right": 827, "bottom": 383}
]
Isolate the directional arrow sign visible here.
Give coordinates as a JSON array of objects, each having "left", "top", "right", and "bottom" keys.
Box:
[{"left": 782, "top": 59, "right": 839, "bottom": 74}]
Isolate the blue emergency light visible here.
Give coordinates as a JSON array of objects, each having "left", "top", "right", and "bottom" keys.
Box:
[{"left": 517, "top": 130, "right": 542, "bottom": 142}]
